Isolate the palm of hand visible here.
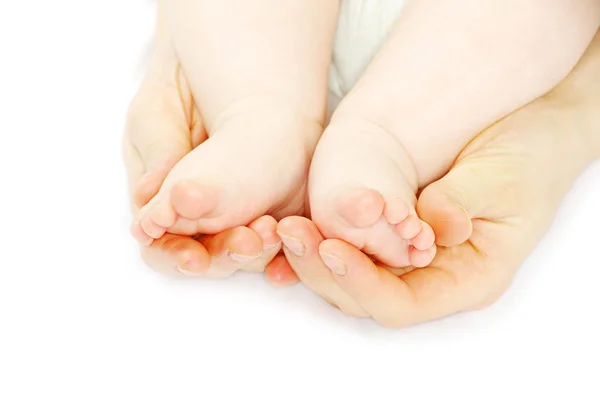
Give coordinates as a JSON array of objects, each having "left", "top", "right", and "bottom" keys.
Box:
[{"left": 414, "top": 104, "right": 591, "bottom": 314}]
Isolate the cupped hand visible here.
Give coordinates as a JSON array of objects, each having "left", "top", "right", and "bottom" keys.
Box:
[{"left": 275, "top": 31, "right": 600, "bottom": 325}]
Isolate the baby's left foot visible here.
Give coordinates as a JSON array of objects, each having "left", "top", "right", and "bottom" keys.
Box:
[{"left": 308, "top": 117, "right": 436, "bottom": 268}]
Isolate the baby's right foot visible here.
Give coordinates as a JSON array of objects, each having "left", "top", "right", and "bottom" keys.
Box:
[
  {"left": 308, "top": 116, "right": 436, "bottom": 269},
  {"left": 134, "top": 101, "right": 321, "bottom": 244}
]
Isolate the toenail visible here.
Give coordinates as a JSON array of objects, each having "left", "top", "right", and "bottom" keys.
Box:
[
  {"left": 319, "top": 252, "right": 347, "bottom": 276},
  {"left": 277, "top": 233, "right": 306, "bottom": 257},
  {"left": 177, "top": 261, "right": 203, "bottom": 276},
  {"left": 227, "top": 251, "right": 261, "bottom": 263}
]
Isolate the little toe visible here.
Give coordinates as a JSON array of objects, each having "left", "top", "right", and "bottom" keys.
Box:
[
  {"left": 171, "top": 179, "right": 220, "bottom": 220},
  {"left": 336, "top": 188, "right": 385, "bottom": 228},
  {"left": 409, "top": 245, "right": 436, "bottom": 268},
  {"left": 410, "top": 221, "right": 436, "bottom": 251},
  {"left": 140, "top": 216, "right": 167, "bottom": 240},
  {"left": 383, "top": 197, "right": 410, "bottom": 225},
  {"left": 394, "top": 215, "right": 423, "bottom": 240}
]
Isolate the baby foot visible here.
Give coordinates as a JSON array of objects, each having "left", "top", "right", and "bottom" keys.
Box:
[
  {"left": 308, "top": 117, "right": 436, "bottom": 268},
  {"left": 135, "top": 103, "right": 320, "bottom": 243}
]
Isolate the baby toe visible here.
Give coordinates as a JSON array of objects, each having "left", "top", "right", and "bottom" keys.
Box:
[
  {"left": 383, "top": 197, "right": 410, "bottom": 225},
  {"left": 140, "top": 216, "right": 167, "bottom": 239},
  {"left": 394, "top": 214, "right": 422, "bottom": 240},
  {"left": 410, "top": 221, "right": 435, "bottom": 251},
  {"left": 148, "top": 202, "right": 178, "bottom": 228},
  {"left": 336, "top": 188, "right": 385, "bottom": 228}
]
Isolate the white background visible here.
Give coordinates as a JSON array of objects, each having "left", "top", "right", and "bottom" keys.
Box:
[{"left": 1, "top": 1, "right": 599, "bottom": 396}]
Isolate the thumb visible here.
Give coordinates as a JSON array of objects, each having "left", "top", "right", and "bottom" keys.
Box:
[
  {"left": 123, "top": 70, "right": 206, "bottom": 210},
  {"left": 417, "top": 153, "right": 524, "bottom": 247}
]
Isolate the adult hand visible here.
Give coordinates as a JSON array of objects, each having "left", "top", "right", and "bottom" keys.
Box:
[{"left": 276, "top": 31, "right": 600, "bottom": 325}]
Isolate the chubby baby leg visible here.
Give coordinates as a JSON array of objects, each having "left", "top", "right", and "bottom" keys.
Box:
[
  {"left": 135, "top": 0, "right": 339, "bottom": 243},
  {"left": 309, "top": 0, "right": 600, "bottom": 268}
]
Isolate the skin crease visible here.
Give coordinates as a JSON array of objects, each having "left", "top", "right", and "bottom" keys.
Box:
[{"left": 123, "top": 9, "right": 600, "bottom": 322}]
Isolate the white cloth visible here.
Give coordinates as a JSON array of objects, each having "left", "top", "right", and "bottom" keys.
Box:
[{"left": 328, "top": 0, "right": 407, "bottom": 119}]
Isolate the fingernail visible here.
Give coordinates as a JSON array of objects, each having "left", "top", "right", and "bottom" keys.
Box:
[
  {"left": 261, "top": 232, "right": 281, "bottom": 249},
  {"left": 227, "top": 251, "right": 261, "bottom": 262},
  {"left": 263, "top": 242, "right": 282, "bottom": 251},
  {"left": 177, "top": 261, "right": 204, "bottom": 276},
  {"left": 320, "top": 252, "right": 347, "bottom": 276},
  {"left": 277, "top": 233, "right": 305, "bottom": 257}
]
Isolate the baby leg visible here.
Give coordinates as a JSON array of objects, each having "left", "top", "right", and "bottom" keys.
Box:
[
  {"left": 309, "top": 0, "right": 600, "bottom": 267},
  {"left": 136, "top": 0, "right": 339, "bottom": 242}
]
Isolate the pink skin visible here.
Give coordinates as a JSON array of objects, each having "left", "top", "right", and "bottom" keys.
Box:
[
  {"left": 275, "top": 31, "right": 600, "bottom": 326},
  {"left": 123, "top": 1, "right": 294, "bottom": 280},
  {"left": 133, "top": 0, "right": 599, "bottom": 272},
  {"left": 132, "top": 0, "right": 338, "bottom": 246},
  {"left": 307, "top": 0, "right": 599, "bottom": 269},
  {"left": 125, "top": 2, "right": 600, "bottom": 319},
  {"left": 131, "top": 214, "right": 283, "bottom": 279}
]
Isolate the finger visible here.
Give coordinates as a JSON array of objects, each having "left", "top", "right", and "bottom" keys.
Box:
[
  {"left": 124, "top": 86, "right": 193, "bottom": 208},
  {"left": 417, "top": 148, "right": 526, "bottom": 246},
  {"left": 140, "top": 226, "right": 269, "bottom": 279},
  {"left": 277, "top": 217, "right": 368, "bottom": 317},
  {"left": 198, "top": 226, "right": 263, "bottom": 279},
  {"left": 123, "top": 139, "right": 147, "bottom": 216},
  {"left": 195, "top": 216, "right": 284, "bottom": 279},
  {"left": 140, "top": 233, "right": 211, "bottom": 276},
  {"left": 243, "top": 216, "right": 282, "bottom": 273},
  {"left": 318, "top": 239, "right": 495, "bottom": 328},
  {"left": 265, "top": 254, "right": 300, "bottom": 287},
  {"left": 124, "top": 62, "right": 206, "bottom": 210}
]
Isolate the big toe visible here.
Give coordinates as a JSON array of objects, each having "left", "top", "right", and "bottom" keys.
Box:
[
  {"left": 417, "top": 184, "right": 472, "bottom": 247},
  {"left": 336, "top": 188, "right": 385, "bottom": 228},
  {"left": 170, "top": 179, "right": 220, "bottom": 220}
]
